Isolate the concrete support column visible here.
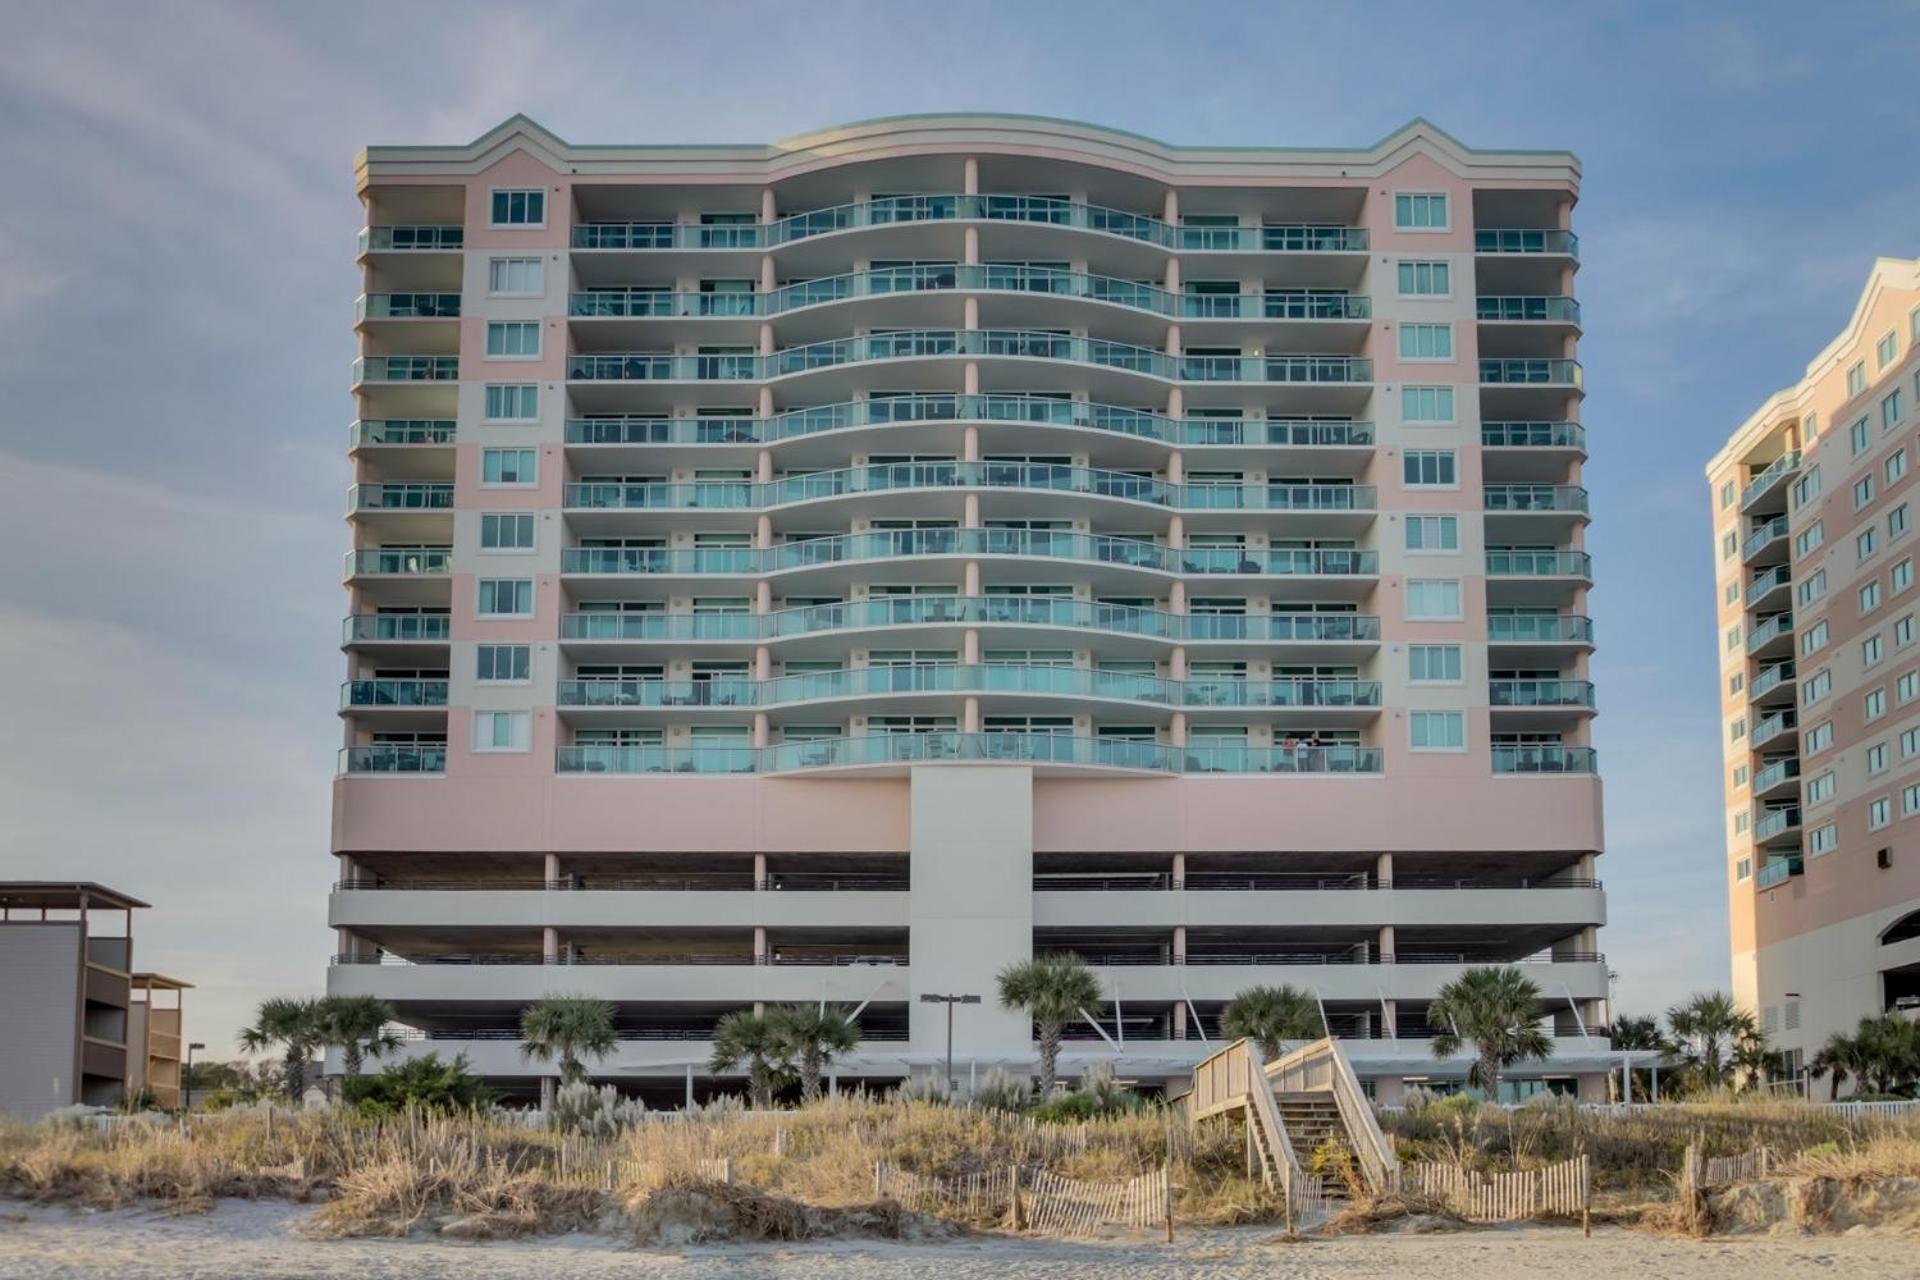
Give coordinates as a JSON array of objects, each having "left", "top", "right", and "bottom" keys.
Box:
[
  {"left": 545, "top": 853, "right": 561, "bottom": 887},
  {"left": 756, "top": 514, "right": 773, "bottom": 549},
  {"left": 1163, "top": 257, "right": 1180, "bottom": 292},
  {"left": 1165, "top": 323, "right": 1181, "bottom": 357},
  {"left": 1577, "top": 852, "right": 1596, "bottom": 882},
  {"left": 963, "top": 696, "right": 981, "bottom": 733},
  {"left": 963, "top": 629, "right": 981, "bottom": 664},
  {"left": 964, "top": 157, "right": 979, "bottom": 195},
  {"left": 1377, "top": 925, "right": 1395, "bottom": 964},
  {"left": 963, "top": 425, "right": 980, "bottom": 461},
  {"left": 964, "top": 296, "right": 980, "bottom": 330},
  {"left": 752, "top": 712, "right": 769, "bottom": 749},
  {"left": 964, "top": 560, "right": 982, "bottom": 595},
  {"left": 756, "top": 449, "right": 774, "bottom": 484},
  {"left": 1381, "top": 999, "right": 1398, "bottom": 1039},
  {"left": 543, "top": 927, "right": 559, "bottom": 963},
  {"left": 759, "top": 256, "right": 776, "bottom": 292},
  {"left": 758, "top": 386, "right": 774, "bottom": 417},
  {"left": 754, "top": 926, "right": 768, "bottom": 962},
  {"left": 755, "top": 580, "right": 772, "bottom": 613},
  {"left": 1166, "top": 450, "right": 1183, "bottom": 485},
  {"left": 1376, "top": 852, "right": 1394, "bottom": 888},
  {"left": 1170, "top": 581, "right": 1187, "bottom": 613},
  {"left": 1167, "top": 514, "right": 1184, "bottom": 549},
  {"left": 964, "top": 361, "right": 979, "bottom": 395},
  {"left": 1170, "top": 712, "right": 1187, "bottom": 748},
  {"left": 1162, "top": 189, "right": 1178, "bottom": 224},
  {"left": 1173, "top": 925, "right": 1187, "bottom": 962},
  {"left": 1170, "top": 648, "right": 1187, "bottom": 680},
  {"left": 761, "top": 187, "right": 778, "bottom": 223},
  {"left": 1171, "top": 851, "right": 1186, "bottom": 888},
  {"left": 963, "top": 493, "right": 981, "bottom": 528},
  {"left": 1172, "top": 1001, "right": 1187, "bottom": 1040},
  {"left": 964, "top": 226, "right": 980, "bottom": 266},
  {"left": 754, "top": 646, "right": 771, "bottom": 680},
  {"left": 753, "top": 852, "right": 768, "bottom": 887},
  {"left": 758, "top": 322, "right": 775, "bottom": 357}
]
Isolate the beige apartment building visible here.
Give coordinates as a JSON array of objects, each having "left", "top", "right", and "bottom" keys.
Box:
[{"left": 1708, "top": 258, "right": 1920, "bottom": 1081}]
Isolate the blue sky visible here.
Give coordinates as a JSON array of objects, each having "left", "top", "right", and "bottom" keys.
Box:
[{"left": 2, "top": 0, "right": 1916, "bottom": 1052}]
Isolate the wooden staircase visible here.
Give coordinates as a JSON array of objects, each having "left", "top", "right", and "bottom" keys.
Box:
[{"left": 1274, "top": 1090, "right": 1355, "bottom": 1197}]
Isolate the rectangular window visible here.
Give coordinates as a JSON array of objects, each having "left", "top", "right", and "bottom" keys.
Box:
[
  {"left": 1864, "top": 634, "right": 1885, "bottom": 667},
  {"left": 1867, "top": 689, "right": 1888, "bottom": 722},
  {"left": 1409, "top": 710, "right": 1465, "bottom": 750},
  {"left": 1801, "top": 668, "right": 1830, "bottom": 703},
  {"left": 1733, "top": 764, "right": 1749, "bottom": 788},
  {"left": 1733, "top": 812, "right": 1749, "bottom": 835},
  {"left": 1393, "top": 193, "right": 1448, "bottom": 230},
  {"left": 1807, "top": 772, "right": 1835, "bottom": 805},
  {"left": 1897, "top": 559, "right": 1914, "bottom": 594},
  {"left": 1899, "top": 671, "right": 1919, "bottom": 705},
  {"left": 1853, "top": 417, "right": 1872, "bottom": 455},
  {"left": 485, "top": 321, "right": 541, "bottom": 358},
  {"left": 1408, "top": 644, "right": 1463, "bottom": 682},
  {"left": 480, "top": 512, "right": 535, "bottom": 550},
  {"left": 1406, "top": 579, "right": 1461, "bottom": 620},
  {"left": 1401, "top": 385, "right": 1455, "bottom": 422},
  {"left": 1860, "top": 527, "right": 1880, "bottom": 561},
  {"left": 1805, "top": 721, "right": 1834, "bottom": 755},
  {"left": 1905, "top": 727, "right": 1920, "bottom": 760},
  {"left": 1796, "top": 521, "right": 1824, "bottom": 557},
  {"left": 1809, "top": 823, "right": 1838, "bottom": 856},
  {"left": 1893, "top": 505, "right": 1911, "bottom": 540},
  {"left": 484, "top": 383, "right": 538, "bottom": 421},
  {"left": 1398, "top": 323, "right": 1454, "bottom": 360},
  {"left": 1404, "top": 450, "right": 1457, "bottom": 486},
  {"left": 1848, "top": 361, "right": 1867, "bottom": 396},
  {"left": 1730, "top": 717, "right": 1746, "bottom": 742},
  {"left": 1406, "top": 515, "right": 1459, "bottom": 551},
  {"left": 481, "top": 448, "right": 538, "bottom": 485},
  {"left": 488, "top": 257, "right": 544, "bottom": 295},
  {"left": 472, "top": 710, "right": 532, "bottom": 751},
  {"left": 1862, "top": 580, "right": 1884, "bottom": 614},
  {"left": 1726, "top": 625, "right": 1741, "bottom": 652},
  {"left": 1793, "top": 465, "right": 1821, "bottom": 506},
  {"left": 1729, "top": 671, "right": 1744, "bottom": 695},
  {"left": 1907, "top": 784, "right": 1920, "bottom": 817},
  {"left": 1871, "top": 797, "right": 1893, "bottom": 830},
  {"left": 1736, "top": 858, "right": 1752, "bottom": 881},
  {"left": 1870, "top": 742, "right": 1890, "bottom": 774},
  {"left": 476, "top": 644, "right": 531, "bottom": 682},
  {"left": 1396, "top": 260, "right": 1451, "bottom": 295},
  {"left": 1724, "top": 581, "right": 1739, "bottom": 605},
  {"left": 1900, "top": 615, "right": 1916, "bottom": 648},
  {"left": 1722, "top": 531, "right": 1737, "bottom": 560},
  {"left": 1796, "top": 568, "right": 1825, "bottom": 605},
  {"left": 477, "top": 578, "right": 534, "bottom": 617},
  {"left": 1854, "top": 474, "right": 1876, "bottom": 508},
  {"left": 490, "top": 188, "right": 546, "bottom": 227},
  {"left": 1720, "top": 481, "right": 1736, "bottom": 510},
  {"left": 1879, "top": 331, "right": 1899, "bottom": 370},
  {"left": 1885, "top": 390, "right": 1906, "bottom": 429},
  {"left": 1802, "top": 619, "right": 1829, "bottom": 654}
]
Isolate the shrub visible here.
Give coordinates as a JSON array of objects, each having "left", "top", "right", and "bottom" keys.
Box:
[
  {"left": 967, "top": 1067, "right": 1029, "bottom": 1112},
  {"left": 551, "top": 1081, "right": 648, "bottom": 1138},
  {"left": 341, "top": 1053, "right": 495, "bottom": 1115}
]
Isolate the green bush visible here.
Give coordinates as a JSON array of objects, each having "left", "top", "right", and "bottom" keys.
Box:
[{"left": 341, "top": 1052, "right": 496, "bottom": 1115}]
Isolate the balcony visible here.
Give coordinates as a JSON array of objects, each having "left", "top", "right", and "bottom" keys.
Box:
[
  {"left": 341, "top": 679, "right": 449, "bottom": 710},
  {"left": 1486, "top": 549, "right": 1592, "bottom": 579},
  {"left": 1755, "top": 853, "right": 1804, "bottom": 889},
  {"left": 1179, "top": 745, "right": 1382, "bottom": 774},
  {"left": 1487, "top": 614, "right": 1593, "bottom": 645},
  {"left": 1748, "top": 659, "right": 1796, "bottom": 706},
  {"left": 340, "top": 744, "right": 446, "bottom": 774},
  {"left": 350, "top": 420, "right": 455, "bottom": 448},
  {"left": 358, "top": 225, "right": 463, "bottom": 253},
  {"left": 352, "top": 355, "right": 458, "bottom": 384},
  {"left": 1742, "top": 515, "right": 1790, "bottom": 565},
  {"left": 1751, "top": 757, "right": 1801, "bottom": 800},
  {"left": 357, "top": 293, "right": 461, "bottom": 321},
  {"left": 1740, "top": 453, "right": 1801, "bottom": 514},
  {"left": 1749, "top": 708, "right": 1799, "bottom": 749},
  {"left": 1745, "top": 564, "right": 1792, "bottom": 611},
  {"left": 1483, "top": 484, "right": 1589, "bottom": 516},
  {"left": 344, "top": 548, "right": 452, "bottom": 577},
  {"left": 1479, "top": 358, "right": 1583, "bottom": 389},
  {"left": 1474, "top": 228, "right": 1579, "bottom": 258},
  {"left": 1489, "top": 679, "right": 1596, "bottom": 710},
  {"left": 1755, "top": 805, "right": 1803, "bottom": 844},
  {"left": 1492, "top": 745, "right": 1597, "bottom": 774},
  {"left": 1746, "top": 612, "right": 1795, "bottom": 659},
  {"left": 1481, "top": 421, "right": 1585, "bottom": 451},
  {"left": 348, "top": 483, "right": 454, "bottom": 512},
  {"left": 1475, "top": 296, "right": 1581, "bottom": 324},
  {"left": 342, "top": 614, "right": 451, "bottom": 645}
]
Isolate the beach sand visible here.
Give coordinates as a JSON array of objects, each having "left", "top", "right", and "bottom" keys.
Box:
[{"left": 1, "top": 1201, "right": 1916, "bottom": 1279}]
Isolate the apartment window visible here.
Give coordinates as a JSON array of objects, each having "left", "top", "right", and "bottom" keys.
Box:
[
  {"left": 1854, "top": 474, "right": 1876, "bottom": 509},
  {"left": 477, "top": 578, "right": 534, "bottom": 617},
  {"left": 476, "top": 644, "right": 531, "bottom": 682},
  {"left": 1807, "top": 772, "right": 1836, "bottom": 805},
  {"left": 482, "top": 448, "right": 537, "bottom": 486},
  {"left": 1809, "top": 823, "right": 1838, "bottom": 856},
  {"left": 1396, "top": 261, "right": 1450, "bottom": 295},
  {"left": 480, "top": 512, "right": 534, "bottom": 550},
  {"left": 1801, "top": 668, "right": 1830, "bottom": 703},
  {"left": 1865, "top": 634, "right": 1886, "bottom": 667},
  {"left": 472, "top": 710, "right": 531, "bottom": 752},
  {"left": 1729, "top": 671, "right": 1744, "bottom": 695},
  {"left": 1732, "top": 812, "right": 1749, "bottom": 835},
  {"left": 1905, "top": 727, "right": 1920, "bottom": 760},
  {"left": 1406, "top": 515, "right": 1459, "bottom": 551},
  {"left": 1806, "top": 412, "right": 1820, "bottom": 441},
  {"left": 1793, "top": 466, "right": 1821, "bottom": 506},
  {"left": 1862, "top": 580, "right": 1883, "bottom": 614},
  {"left": 1885, "top": 390, "right": 1906, "bottom": 430},
  {"left": 1398, "top": 323, "right": 1454, "bottom": 360},
  {"left": 1848, "top": 361, "right": 1867, "bottom": 396},
  {"left": 1899, "top": 670, "right": 1919, "bottom": 705},
  {"left": 1859, "top": 527, "right": 1880, "bottom": 561},
  {"left": 1401, "top": 386, "right": 1454, "bottom": 422},
  {"left": 1894, "top": 505, "right": 1911, "bottom": 540},
  {"left": 1409, "top": 644, "right": 1463, "bottom": 682},
  {"left": 488, "top": 257, "right": 544, "bottom": 295},
  {"left": 1897, "top": 559, "right": 1915, "bottom": 594},
  {"left": 1729, "top": 716, "right": 1746, "bottom": 742},
  {"left": 1726, "top": 625, "right": 1741, "bottom": 652},
  {"left": 1736, "top": 858, "right": 1752, "bottom": 881},
  {"left": 1879, "top": 330, "right": 1900, "bottom": 370},
  {"left": 1852, "top": 417, "right": 1872, "bottom": 455},
  {"left": 1796, "top": 521, "right": 1824, "bottom": 557},
  {"left": 1907, "top": 784, "right": 1920, "bottom": 817},
  {"left": 1719, "top": 480, "right": 1736, "bottom": 510},
  {"left": 1409, "top": 710, "right": 1465, "bottom": 750},
  {"left": 1733, "top": 764, "right": 1749, "bottom": 788},
  {"left": 484, "top": 384, "right": 538, "bottom": 421},
  {"left": 1724, "top": 580, "right": 1740, "bottom": 605},
  {"left": 1869, "top": 742, "right": 1890, "bottom": 774},
  {"left": 1721, "top": 530, "right": 1737, "bottom": 560},
  {"left": 1393, "top": 193, "right": 1448, "bottom": 230},
  {"left": 1900, "top": 615, "right": 1917, "bottom": 648},
  {"left": 1805, "top": 721, "right": 1834, "bottom": 754},
  {"left": 490, "top": 188, "right": 545, "bottom": 227},
  {"left": 1867, "top": 689, "right": 1888, "bottom": 722},
  {"left": 1406, "top": 579, "right": 1461, "bottom": 619},
  {"left": 1802, "top": 619, "right": 1829, "bottom": 654},
  {"left": 1796, "top": 568, "right": 1825, "bottom": 605},
  {"left": 486, "top": 321, "right": 541, "bottom": 358},
  {"left": 1871, "top": 797, "right": 1893, "bottom": 831},
  {"left": 1404, "top": 450, "right": 1457, "bottom": 486}
]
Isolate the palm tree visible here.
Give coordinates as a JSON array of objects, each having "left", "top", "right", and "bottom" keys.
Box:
[
  {"left": 709, "top": 1010, "right": 791, "bottom": 1108},
  {"left": 996, "top": 953, "right": 1102, "bottom": 1098},
  {"left": 1609, "top": 1013, "right": 1668, "bottom": 1101},
  {"left": 1850, "top": 1014, "right": 1920, "bottom": 1095},
  {"left": 1811, "top": 1029, "right": 1867, "bottom": 1101},
  {"left": 316, "top": 995, "right": 402, "bottom": 1079},
  {"left": 520, "top": 996, "right": 617, "bottom": 1102},
  {"left": 1428, "top": 966, "right": 1552, "bottom": 1098},
  {"left": 1665, "top": 992, "right": 1755, "bottom": 1092},
  {"left": 768, "top": 1004, "right": 861, "bottom": 1103},
  {"left": 1730, "top": 1027, "right": 1774, "bottom": 1093},
  {"left": 237, "top": 997, "right": 324, "bottom": 1102},
  {"left": 1220, "top": 984, "right": 1325, "bottom": 1060}
]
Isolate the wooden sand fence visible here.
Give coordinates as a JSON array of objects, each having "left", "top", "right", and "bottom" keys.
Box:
[
  {"left": 1399, "top": 1154, "right": 1591, "bottom": 1223},
  {"left": 873, "top": 1160, "right": 1171, "bottom": 1237}
]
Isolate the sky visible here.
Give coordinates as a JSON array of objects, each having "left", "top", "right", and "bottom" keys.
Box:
[{"left": 2, "top": 0, "right": 1917, "bottom": 1057}]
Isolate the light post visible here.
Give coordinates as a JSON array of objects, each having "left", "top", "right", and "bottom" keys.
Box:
[
  {"left": 184, "top": 1042, "right": 205, "bottom": 1112},
  {"left": 918, "top": 993, "right": 981, "bottom": 1094}
]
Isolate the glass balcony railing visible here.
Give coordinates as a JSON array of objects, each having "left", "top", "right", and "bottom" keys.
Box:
[
  {"left": 1486, "top": 549, "right": 1591, "bottom": 578},
  {"left": 1179, "top": 612, "right": 1381, "bottom": 642},
  {"left": 358, "top": 225, "right": 463, "bottom": 253},
  {"left": 1181, "top": 679, "right": 1380, "bottom": 708},
  {"left": 1481, "top": 421, "right": 1585, "bottom": 450},
  {"left": 349, "top": 483, "right": 454, "bottom": 512},
  {"left": 1742, "top": 515, "right": 1789, "bottom": 559},
  {"left": 353, "top": 355, "right": 458, "bottom": 384},
  {"left": 1755, "top": 854, "right": 1804, "bottom": 889},
  {"left": 569, "top": 289, "right": 760, "bottom": 318},
  {"left": 1483, "top": 484, "right": 1589, "bottom": 514},
  {"left": 1487, "top": 614, "right": 1593, "bottom": 644},
  {"left": 1745, "top": 565, "right": 1792, "bottom": 607},
  {"left": 1489, "top": 680, "right": 1595, "bottom": 708},
  {"left": 560, "top": 611, "right": 759, "bottom": 642},
  {"left": 559, "top": 679, "right": 755, "bottom": 708},
  {"left": 1748, "top": 660, "right": 1796, "bottom": 701},
  {"left": 343, "top": 614, "right": 451, "bottom": 644},
  {"left": 1754, "top": 807, "right": 1803, "bottom": 841},
  {"left": 557, "top": 745, "right": 757, "bottom": 774},
  {"left": 1746, "top": 613, "right": 1795, "bottom": 654},
  {"left": 342, "top": 679, "right": 449, "bottom": 709},
  {"left": 1480, "top": 358, "right": 1583, "bottom": 388},
  {"left": 357, "top": 293, "right": 461, "bottom": 320},
  {"left": 1740, "top": 453, "right": 1802, "bottom": 510},
  {"left": 1475, "top": 296, "right": 1581, "bottom": 323},
  {"left": 1492, "top": 745, "right": 1598, "bottom": 774},
  {"left": 1181, "top": 745, "right": 1382, "bottom": 774},
  {"left": 1751, "top": 757, "right": 1801, "bottom": 792},
  {"left": 562, "top": 547, "right": 757, "bottom": 575},
  {"left": 344, "top": 548, "right": 452, "bottom": 576},
  {"left": 571, "top": 196, "right": 1369, "bottom": 253},
  {"left": 350, "top": 419, "right": 455, "bottom": 447},
  {"left": 1750, "top": 708, "right": 1798, "bottom": 743},
  {"left": 1183, "top": 483, "right": 1375, "bottom": 511},
  {"left": 340, "top": 744, "right": 446, "bottom": 773},
  {"left": 1474, "top": 228, "right": 1580, "bottom": 257}
]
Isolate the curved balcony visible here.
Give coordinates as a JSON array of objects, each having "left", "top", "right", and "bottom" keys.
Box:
[
  {"left": 357, "top": 293, "right": 461, "bottom": 321},
  {"left": 1491, "top": 745, "right": 1597, "bottom": 774},
  {"left": 572, "top": 195, "right": 1368, "bottom": 254},
  {"left": 343, "top": 614, "right": 451, "bottom": 645},
  {"left": 341, "top": 679, "right": 450, "bottom": 709},
  {"left": 1475, "top": 296, "right": 1581, "bottom": 324},
  {"left": 350, "top": 420, "right": 456, "bottom": 449},
  {"left": 348, "top": 482, "right": 454, "bottom": 512},
  {"left": 358, "top": 225, "right": 463, "bottom": 254},
  {"left": 1474, "top": 229, "right": 1579, "bottom": 258},
  {"left": 353, "top": 355, "right": 458, "bottom": 385},
  {"left": 340, "top": 744, "right": 446, "bottom": 774}
]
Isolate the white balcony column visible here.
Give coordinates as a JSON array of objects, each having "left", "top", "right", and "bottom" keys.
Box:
[
  {"left": 963, "top": 696, "right": 981, "bottom": 733},
  {"left": 963, "top": 425, "right": 980, "bottom": 461},
  {"left": 1162, "top": 189, "right": 1178, "bottom": 225},
  {"left": 964, "top": 360, "right": 980, "bottom": 395},
  {"left": 1163, "top": 256, "right": 1180, "bottom": 292},
  {"left": 1170, "top": 712, "right": 1187, "bottom": 748},
  {"left": 1169, "top": 648, "right": 1187, "bottom": 680},
  {"left": 758, "top": 322, "right": 775, "bottom": 357},
  {"left": 1577, "top": 852, "right": 1595, "bottom": 881},
  {"left": 963, "top": 157, "right": 979, "bottom": 195},
  {"left": 1377, "top": 925, "right": 1395, "bottom": 964},
  {"left": 543, "top": 927, "right": 559, "bottom": 963},
  {"left": 754, "top": 926, "right": 768, "bottom": 961},
  {"left": 1167, "top": 513, "right": 1184, "bottom": 550},
  {"left": 963, "top": 494, "right": 981, "bottom": 528},
  {"left": 754, "top": 646, "right": 771, "bottom": 680},
  {"left": 756, "top": 449, "right": 774, "bottom": 484},
  {"left": 759, "top": 255, "right": 776, "bottom": 293},
  {"left": 1173, "top": 925, "right": 1187, "bottom": 962},
  {"left": 1376, "top": 852, "right": 1394, "bottom": 888},
  {"left": 1166, "top": 322, "right": 1181, "bottom": 357},
  {"left": 1171, "top": 852, "right": 1186, "bottom": 888},
  {"left": 752, "top": 713, "right": 769, "bottom": 749},
  {"left": 756, "top": 514, "right": 774, "bottom": 549},
  {"left": 753, "top": 853, "right": 768, "bottom": 888},
  {"left": 964, "top": 296, "right": 980, "bottom": 330},
  {"left": 755, "top": 580, "right": 772, "bottom": 613},
  {"left": 1166, "top": 386, "right": 1183, "bottom": 428},
  {"left": 545, "top": 853, "right": 561, "bottom": 888},
  {"left": 758, "top": 386, "right": 774, "bottom": 418},
  {"left": 1172, "top": 1000, "right": 1187, "bottom": 1040},
  {"left": 963, "top": 629, "right": 981, "bottom": 664},
  {"left": 964, "top": 226, "right": 980, "bottom": 266},
  {"left": 1166, "top": 450, "right": 1183, "bottom": 485},
  {"left": 1169, "top": 581, "right": 1187, "bottom": 614},
  {"left": 761, "top": 187, "right": 777, "bottom": 222},
  {"left": 964, "top": 560, "right": 982, "bottom": 595}
]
